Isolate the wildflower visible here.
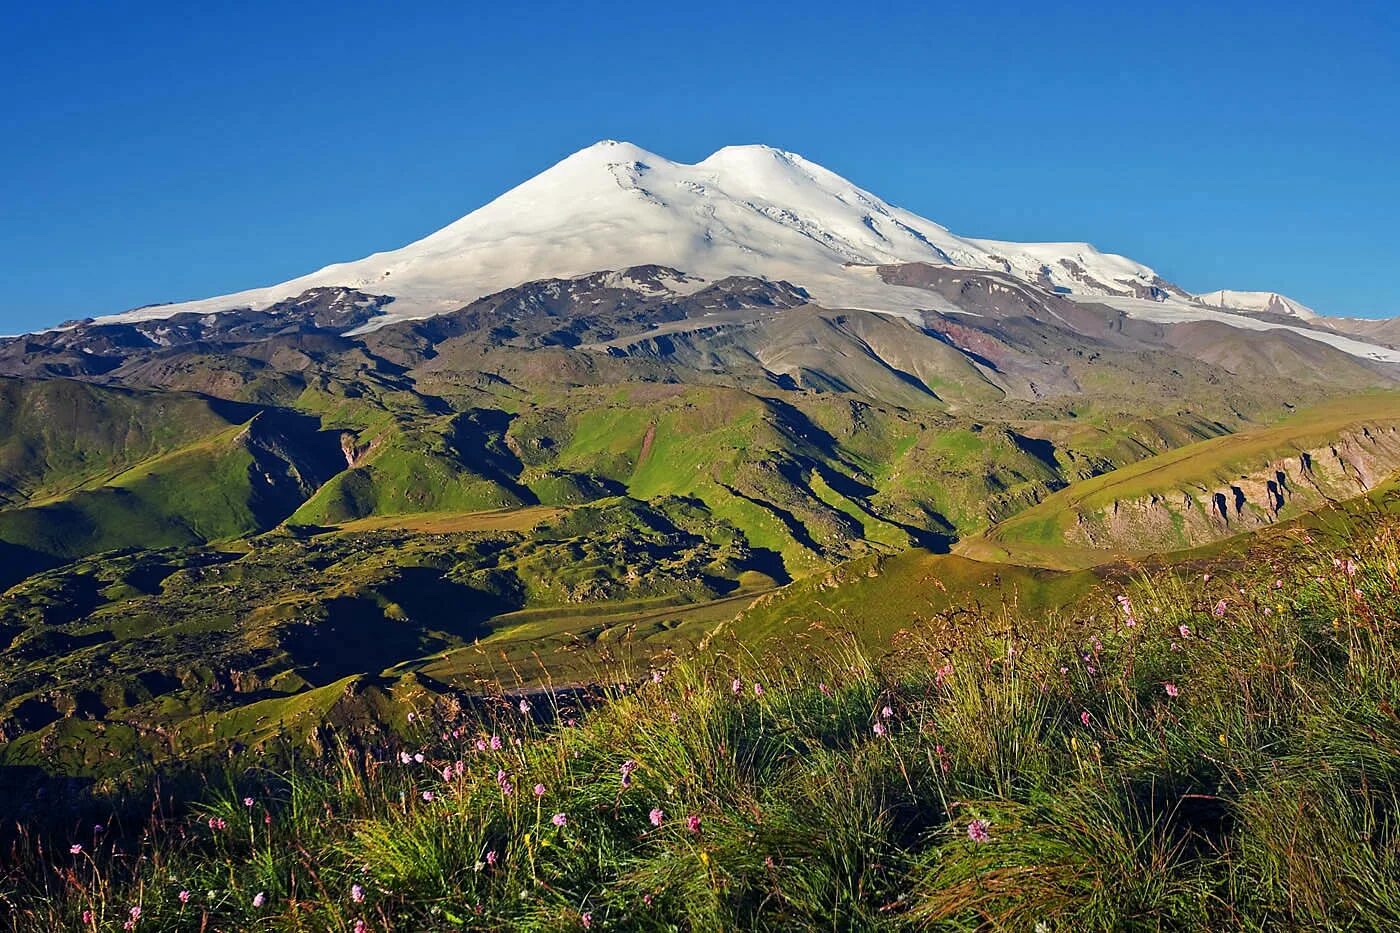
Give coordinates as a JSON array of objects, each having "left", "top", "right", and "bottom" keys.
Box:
[
  {"left": 621, "top": 759, "right": 638, "bottom": 789},
  {"left": 533, "top": 782, "right": 547, "bottom": 797},
  {"left": 455, "top": 760, "right": 465, "bottom": 777},
  {"left": 519, "top": 698, "right": 532, "bottom": 714},
  {"left": 93, "top": 824, "right": 104, "bottom": 834},
  {"left": 208, "top": 817, "right": 226, "bottom": 831},
  {"left": 818, "top": 682, "right": 832, "bottom": 696},
  {"left": 407, "top": 712, "right": 416, "bottom": 722},
  {"left": 1178, "top": 624, "right": 1191, "bottom": 638},
  {"left": 649, "top": 807, "right": 665, "bottom": 827},
  {"left": 652, "top": 669, "right": 664, "bottom": 684},
  {"left": 1080, "top": 710, "right": 1091, "bottom": 727},
  {"left": 129, "top": 906, "right": 142, "bottom": 921},
  {"left": 413, "top": 753, "right": 425, "bottom": 764},
  {"left": 422, "top": 790, "right": 435, "bottom": 802},
  {"left": 935, "top": 744, "right": 950, "bottom": 773},
  {"left": 731, "top": 678, "right": 742, "bottom": 695},
  {"left": 178, "top": 890, "right": 190, "bottom": 905},
  {"left": 872, "top": 721, "right": 887, "bottom": 736},
  {"left": 489, "top": 734, "right": 503, "bottom": 751},
  {"left": 486, "top": 849, "right": 498, "bottom": 866},
  {"left": 1213, "top": 599, "right": 1227, "bottom": 618},
  {"left": 351, "top": 884, "right": 365, "bottom": 903},
  {"left": 686, "top": 814, "right": 702, "bottom": 833},
  {"left": 1203, "top": 573, "right": 1211, "bottom": 582},
  {"left": 354, "top": 921, "right": 368, "bottom": 933},
  {"left": 552, "top": 812, "right": 568, "bottom": 827},
  {"left": 643, "top": 893, "right": 654, "bottom": 905},
  {"left": 1164, "top": 682, "right": 1179, "bottom": 698},
  {"left": 966, "top": 819, "right": 991, "bottom": 843},
  {"left": 70, "top": 843, "right": 82, "bottom": 854},
  {"left": 753, "top": 682, "right": 764, "bottom": 697},
  {"left": 582, "top": 912, "right": 593, "bottom": 929},
  {"left": 82, "top": 910, "right": 94, "bottom": 925},
  {"left": 474, "top": 738, "right": 487, "bottom": 752},
  {"left": 252, "top": 892, "right": 267, "bottom": 908}
]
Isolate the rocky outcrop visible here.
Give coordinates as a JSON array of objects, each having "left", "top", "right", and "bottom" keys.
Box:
[{"left": 1068, "top": 424, "right": 1400, "bottom": 551}]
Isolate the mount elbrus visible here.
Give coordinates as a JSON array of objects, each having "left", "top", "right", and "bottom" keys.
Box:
[{"left": 3, "top": 141, "right": 1400, "bottom": 782}]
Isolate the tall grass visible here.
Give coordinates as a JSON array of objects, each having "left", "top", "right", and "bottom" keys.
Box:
[{"left": 4, "top": 523, "right": 1400, "bottom": 930}]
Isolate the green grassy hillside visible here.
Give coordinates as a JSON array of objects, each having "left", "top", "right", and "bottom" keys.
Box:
[
  {"left": 962, "top": 393, "right": 1400, "bottom": 568},
  {"left": 5, "top": 508, "right": 1400, "bottom": 930}
]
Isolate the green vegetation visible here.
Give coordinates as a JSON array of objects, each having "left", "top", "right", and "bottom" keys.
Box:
[
  {"left": 4, "top": 513, "right": 1400, "bottom": 930},
  {"left": 965, "top": 393, "right": 1400, "bottom": 568}
]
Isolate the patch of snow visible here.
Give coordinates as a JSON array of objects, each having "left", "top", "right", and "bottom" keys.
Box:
[
  {"left": 1193, "top": 289, "right": 1319, "bottom": 320},
  {"left": 1081, "top": 296, "right": 1400, "bottom": 363}
]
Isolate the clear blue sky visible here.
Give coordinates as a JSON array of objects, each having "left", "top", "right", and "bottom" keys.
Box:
[{"left": 4, "top": 1, "right": 1398, "bottom": 331}]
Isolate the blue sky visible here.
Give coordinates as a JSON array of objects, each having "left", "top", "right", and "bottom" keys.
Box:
[{"left": 3, "top": 1, "right": 1397, "bottom": 331}]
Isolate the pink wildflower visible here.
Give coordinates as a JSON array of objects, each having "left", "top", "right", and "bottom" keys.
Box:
[
  {"left": 687, "top": 814, "right": 702, "bottom": 833},
  {"left": 82, "top": 910, "right": 94, "bottom": 925},
  {"left": 966, "top": 819, "right": 991, "bottom": 843},
  {"left": 489, "top": 734, "right": 503, "bottom": 751},
  {"left": 421, "top": 791, "right": 434, "bottom": 802},
  {"left": 519, "top": 698, "right": 532, "bottom": 714},
  {"left": 551, "top": 812, "right": 568, "bottom": 827},
  {"left": 881, "top": 705, "right": 894, "bottom": 719},
  {"left": 486, "top": 849, "right": 498, "bottom": 866},
  {"left": 652, "top": 669, "right": 664, "bottom": 684},
  {"left": 753, "top": 682, "right": 764, "bottom": 697},
  {"left": 650, "top": 807, "right": 665, "bottom": 827},
  {"left": 534, "top": 783, "right": 547, "bottom": 797},
  {"left": 207, "top": 817, "right": 226, "bottom": 831},
  {"left": 1080, "top": 710, "right": 1091, "bottom": 727},
  {"left": 1164, "top": 682, "right": 1179, "bottom": 698},
  {"left": 354, "top": 921, "right": 368, "bottom": 933},
  {"left": 70, "top": 843, "right": 82, "bottom": 854},
  {"left": 818, "top": 682, "right": 832, "bottom": 696},
  {"left": 872, "top": 721, "right": 886, "bottom": 736},
  {"left": 252, "top": 892, "right": 266, "bottom": 908},
  {"left": 732, "top": 678, "right": 742, "bottom": 695},
  {"left": 243, "top": 797, "right": 254, "bottom": 807},
  {"left": 1179, "top": 624, "right": 1191, "bottom": 638},
  {"left": 351, "top": 884, "right": 365, "bottom": 903},
  {"left": 178, "top": 890, "right": 190, "bottom": 905},
  {"left": 581, "top": 912, "right": 593, "bottom": 929},
  {"left": 1213, "top": 599, "right": 1227, "bottom": 618}
]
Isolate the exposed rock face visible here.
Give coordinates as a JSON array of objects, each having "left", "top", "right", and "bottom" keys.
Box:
[{"left": 1068, "top": 424, "right": 1400, "bottom": 551}]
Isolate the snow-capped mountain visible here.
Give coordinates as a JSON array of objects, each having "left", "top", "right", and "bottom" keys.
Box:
[
  {"left": 82, "top": 140, "right": 1398, "bottom": 364},
  {"left": 1194, "top": 290, "right": 1318, "bottom": 320},
  {"left": 96, "top": 141, "right": 1176, "bottom": 327}
]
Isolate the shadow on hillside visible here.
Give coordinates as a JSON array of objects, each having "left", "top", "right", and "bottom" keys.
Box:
[{"left": 281, "top": 571, "right": 521, "bottom": 686}]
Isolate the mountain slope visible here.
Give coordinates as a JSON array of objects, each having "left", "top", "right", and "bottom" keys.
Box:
[{"left": 959, "top": 394, "right": 1400, "bottom": 568}]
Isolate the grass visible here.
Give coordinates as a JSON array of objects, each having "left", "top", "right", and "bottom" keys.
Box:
[
  {"left": 5, "top": 513, "right": 1400, "bottom": 930},
  {"left": 963, "top": 393, "right": 1400, "bottom": 569}
]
